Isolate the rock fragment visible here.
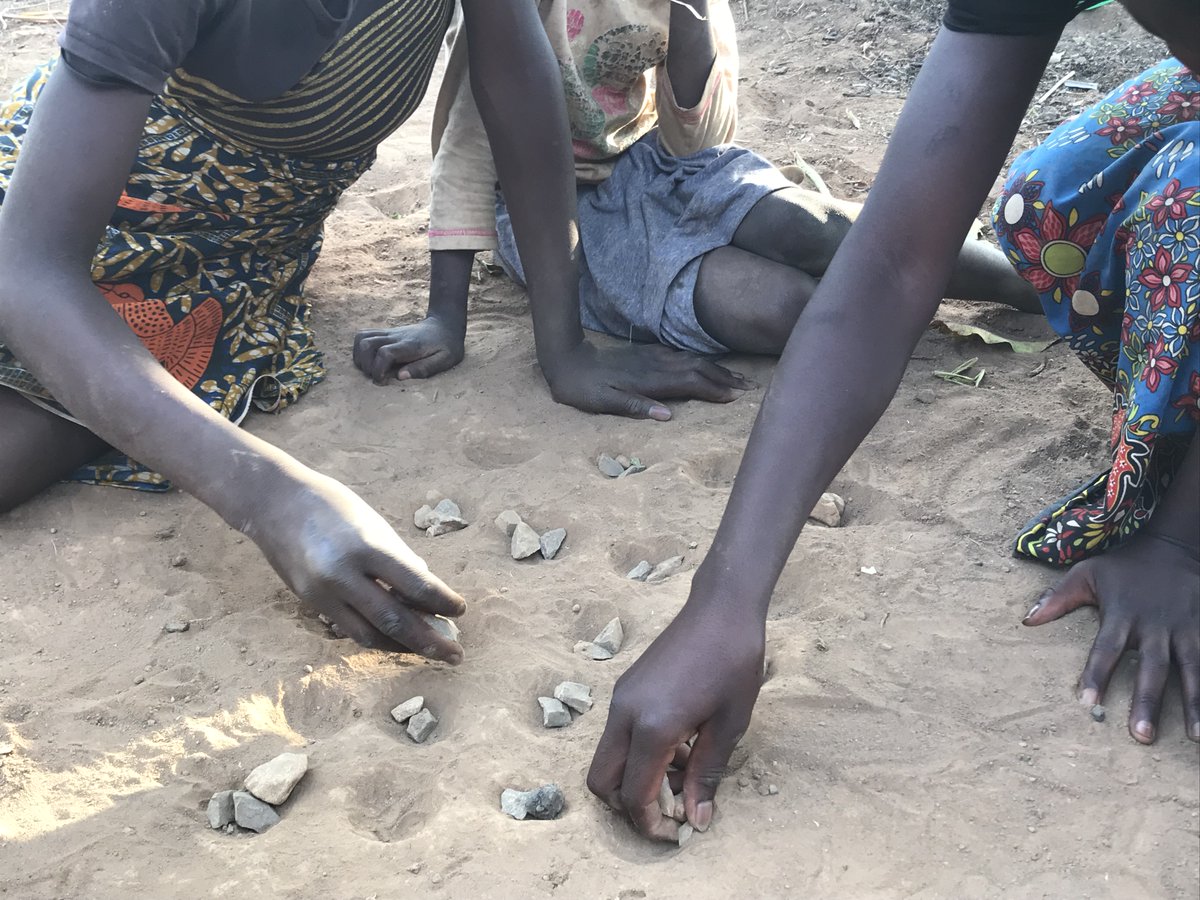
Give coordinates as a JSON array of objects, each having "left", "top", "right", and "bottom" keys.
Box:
[
  {"left": 672, "top": 794, "right": 687, "bottom": 823},
  {"left": 678, "top": 823, "right": 695, "bottom": 847},
  {"left": 407, "top": 708, "right": 438, "bottom": 743},
  {"left": 207, "top": 790, "right": 235, "bottom": 829},
  {"left": 593, "top": 618, "right": 624, "bottom": 655},
  {"left": 163, "top": 621, "right": 190, "bottom": 634},
  {"left": 587, "top": 644, "right": 614, "bottom": 661},
  {"left": 553, "top": 682, "right": 593, "bottom": 713},
  {"left": 418, "top": 612, "right": 461, "bottom": 644},
  {"left": 597, "top": 454, "right": 626, "bottom": 478},
  {"left": 658, "top": 776, "right": 674, "bottom": 817},
  {"left": 511, "top": 522, "right": 542, "bottom": 560},
  {"left": 416, "top": 499, "right": 468, "bottom": 537},
  {"left": 500, "top": 784, "right": 565, "bottom": 821},
  {"left": 1090, "top": 704, "right": 1106, "bottom": 723},
  {"left": 646, "top": 556, "right": 684, "bottom": 584},
  {"left": 495, "top": 510, "right": 524, "bottom": 537},
  {"left": 627, "top": 560, "right": 653, "bottom": 581},
  {"left": 615, "top": 455, "right": 632, "bottom": 469},
  {"left": 391, "top": 696, "right": 425, "bottom": 725},
  {"left": 244, "top": 752, "right": 308, "bottom": 805},
  {"left": 809, "top": 492, "right": 846, "bottom": 528},
  {"left": 539, "top": 528, "right": 567, "bottom": 560},
  {"left": 538, "top": 697, "right": 572, "bottom": 728},
  {"left": 233, "top": 791, "right": 280, "bottom": 833}
]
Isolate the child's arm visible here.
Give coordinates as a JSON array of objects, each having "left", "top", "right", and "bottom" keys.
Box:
[
  {"left": 657, "top": 0, "right": 739, "bottom": 156},
  {"left": 0, "top": 67, "right": 466, "bottom": 660}
]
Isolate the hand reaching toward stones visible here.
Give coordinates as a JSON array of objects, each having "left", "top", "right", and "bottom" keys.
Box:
[
  {"left": 353, "top": 315, "right": 466, "bottom": 384},
  {"left": 588, "top": 600, "right": 764, "bottom": 841},
  {"left": 1023, "top": 533, "right": 1200, "bottom": 744}
]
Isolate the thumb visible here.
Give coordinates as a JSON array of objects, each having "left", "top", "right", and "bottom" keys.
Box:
[
  {"left": 609, "top": 388, "right": 672, "bottom": 422},
  {"left": 682, "top": 721, "right": 740, "bottom": 833},
  {"left": 1023, "top": 563, "right": 1097, "bottom": 626},
  {"left": 400, "top": 351, "right": 456, "bottom": 381}
]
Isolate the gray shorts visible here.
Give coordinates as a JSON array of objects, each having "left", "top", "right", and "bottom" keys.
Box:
[{"left": 495, "top": 133, "right": 791, "bottom": 355}]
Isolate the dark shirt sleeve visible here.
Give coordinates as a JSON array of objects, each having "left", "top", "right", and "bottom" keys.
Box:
[
  {"left": 58, "top": 0, "right": 229, "bottom": 95},
  {"left": 943, "top": 0, "right": 1106, "bottom": 36}
]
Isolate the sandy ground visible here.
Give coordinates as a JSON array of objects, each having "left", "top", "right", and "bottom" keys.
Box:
[{"left": 1, "top": 2, "right": 1197, "bottom": 898}]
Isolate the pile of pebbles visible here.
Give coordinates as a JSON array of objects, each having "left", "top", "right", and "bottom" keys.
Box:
[
  {"left": 597, "top": 453, "right": 646, "bottom": 479},
  {"left": 414, "top": 499, "right": 469, "bottom": 537},
  {"left": 538, "top": 681, "right": 593, "bottom": 728},
  {"left": 391, "top": 696, "right": 439, "bottom": 743},
  {"left": 207, "top": 752, "right": 308, "bottom": 835},
  {"left": 495, "top": 510, "right": 567, "bottom": 561}
]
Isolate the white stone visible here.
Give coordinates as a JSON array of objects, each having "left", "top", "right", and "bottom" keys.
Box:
[
  {"left": 678, "top": 823, "right": 695, "bottom": 847},
  {"left": 809, "top": 492, "right": 845, "bottom": 528},
  {"left": 244, "top": 752, "right": 308, "bottom": 805},
  {"left": 553, "top": 681, "right": 593, "bottom": 713},
  {"left": 390, "top": 696, "right": 425, "bottom": 724},
  {"left": 414, "top": 505, "right": 436, "bottom": 530}
]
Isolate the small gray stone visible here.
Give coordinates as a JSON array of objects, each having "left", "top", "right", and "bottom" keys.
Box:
[
  {"left": 500, "top": 784, "right": 565, "bottom": 821},
  {"left": 615, "top": 455, "right": 632, "bottom": 469},
  {"left": 170, "top": 554, "right": 188, "bottom": 568},
  {"left": 418, "top": 612, "right": 460, "bottom": 644},
  {"left": 511, "top": 522, "right": 542, "bottom": 560},
  {"left": 433, "top": 499, "right": 462, "bottom": 520},
  {"left": 244, "top": 752, "right": 308, "bottom": 805},
  {"left": 553, "top": 681, "right": 593, "bottom": 713},
  {"left": 539, "top": 528, "right": 567, "bottom": 560},
  {"left": 587, "top": 644, "right": 614, "bottom": 661},
  {"left": 426, "top": 517, "right": 468, "bottom": 537},
  {"left": 916, "top": 389, "right": 936, "bottom": 405},
  {"left": 618, "top": 464, "right": 647, "bottom": 478},
  {"left": 646, "top": 556, "right": 684, "bottom": 584},
  {"left": 163, "top": 621, "right": 190, "bottom": 634},
  {"left": 1090, "top": 704, "right": 1106, "bottom": 723},
  {"left": 391, "top": 696, "right": 425, "bottom": 725},
  {"left": 658, "top": 775, "right": 674, "bottom": 817},
  {"left": 207, "top": 790, "right": 235, "bottom": 829},
  {"left": 809, "top": 492, "right": 846, "bottom": 528},
  {"left": 407, "top": 708, "right": 438, "bottom": 743},
  {"left": 598, "top": 455, "right": 625, "bottom": 478},
  {"left": 495, "top": 510, "right": 524, "bottom": 537},
  {"left": 672, "top": 793, "right": 687, "bottom": 823},
  {"left": 538, "top": 697, "right": 572, "bottom": 728},
  {"left": 627, "top": 560, "right": 653, "bottom": 581},
  {"left": 678, "top": 823, "right": 695, "bottom": 847},
  {"left": 233, "top": 791, "right": 280, "bottom": 833},
  {"left": 414, "top": 505, "right": 436, "bottom": 530},
  {"left": 593, "top": 618, "right": 624, "bottom": 654}
]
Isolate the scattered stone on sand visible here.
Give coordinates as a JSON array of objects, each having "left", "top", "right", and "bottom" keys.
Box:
[
  {"left": 809, "top": 492, "right": 846, "bottom": 528},
  {"left": 407, "top": 709, "right": 438, "bottom": 743},
  {"left": 170, "top": 554, "right": 188, "bottom": 568},
  {"left": 391, "top": 696, "right": 425, "bottom": 725},
  {"left": 553, "top": 682, "right": 593, "bottom": 714},
  {"left": 916, "top": 389, "right": 936, "bottom": 404},
  {"left": 646, "top": 556, "right": 684, "bottom": 584},
  {"left": 416, "top": 499, "right": 469, "bottom": 537},
  {"left": 1090, "top": 704, "right": 1106, "bottom": 723},
  {"left": 658, "top": 776, "right": 674, "bottom": 817},
  {"left": 163, "top": 621, "right": 190, "bottom": 634},
  {"left": 244, "top": 752, "right": 308, "bottom": 805},
  {"left": 768, "top": 784, "right": 780, "bottom": 795},
  {"left": 598, "top": 454, "right": 626, "bottom": 478},
  {"left": 618, "top": 462, "right": 647, "bottom": 478},
  {"left": 418, "top": 612, "right": 461, "bottom": 644},
  {"left": 678, "top": 823, "right": 695, "bottom": 847},
  {"left": 572, "top": 604, "right": 581, "bottom": 614},
  {"left": 627, "top": 560, "right": 653, "bottom": 581},
  {"left": 593, "top": 618, "right": 624, "bottom": 655},
  {"left": 860, "top": 566, "right": 879, "bottom": 576},
  {"left": 539, "top": 528, "right": 567, "bottom": 560},
  {"left": 587, "top": 644, "right": 614, "bottom": 661},
  {"left": 538, "top": 697, "right": 572, "bottom": 728},
  {"left": 500, "top": 784, "right": 565, "bottom": 821},
  {"left": 207, "top": 790, "right": 235, "bottom": 829},
  {"left": 511, "top": 522, "right": 542, "bottom": 560},
  {"left": 233, "top": 791, "right": 280, "bottom": 833},
  {"left": 495, "top": 510, "right": 524, "bottom": 537}
]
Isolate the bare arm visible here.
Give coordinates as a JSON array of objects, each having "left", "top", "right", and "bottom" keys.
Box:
[{"left": 666, "top": 0, "right": 717, "bottom": 108}]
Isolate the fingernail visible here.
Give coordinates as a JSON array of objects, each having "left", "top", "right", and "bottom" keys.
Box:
[
  {"left": 1134, "top": 720, "right": 1155, "bottom": 743},
  {"left": 650, "top": 405, "right": 671, "bottom": 421},
  {"left": 1189, "top": 722, "right": 1200, "bottom": 741},
  {"left": 1078, "top": 687, "right": 1099, "bottom": 707},
  {"left": 693, "top": 800, "right": 713, "bottom": 833},
  {"left": 1022, "top": 601, "right": 1042, "bottom": 624}
]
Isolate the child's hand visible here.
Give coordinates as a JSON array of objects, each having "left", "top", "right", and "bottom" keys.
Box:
[
  {"left": 1023, "top": 533, "right": 1200, "bottom": 743},
  {"left": 249, "top": 467, "right": 467, "bottom": 661},
  {"left": 353, "top": 316, "right": 466, "bottom": 384},
  {"left": 541, "top": 340, "right": 751, "bottom": 420}
]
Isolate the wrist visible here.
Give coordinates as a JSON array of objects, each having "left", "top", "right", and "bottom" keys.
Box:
[
  {"left": 684, "top": 558, "right": 773, "bottom": 625},
  {"left": 536, "top": 333, "right": 588, "bottom": 380}
]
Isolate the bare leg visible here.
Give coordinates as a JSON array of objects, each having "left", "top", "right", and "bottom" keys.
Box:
[
  {"left": 730, "top": 186, "right": 1041, "bottom": 313},
  {"left": 694, "top": 245, "right": 818, "bottom": 355},
  {"left": 0, "top": 388, "right": 110, "bottom": 513}
]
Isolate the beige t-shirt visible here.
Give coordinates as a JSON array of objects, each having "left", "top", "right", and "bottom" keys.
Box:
[{"left": 427, "top": 0, "right": 739, "bottom": 251}]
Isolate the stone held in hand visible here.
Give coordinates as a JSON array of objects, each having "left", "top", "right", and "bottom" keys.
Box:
[
  {"left": 207, "top": 790, "right": 235, "bottom": 829},
  {"left": 658, "top": 775, "right": 674, "bottom": 817},
  {"left": 495, "top": 509, "right": 524, "bottom": 537},
  {"left": 809, "top": 492, "right": 846, "bottom": 528},
  {"left": 539, "top": 528, "right": 567, "bottom": 560},
  {"left": 597, "top": 454, "right": 626, "bottom": 478},
  {"left": 678, "top": 822, "right": 695, "bottom": 847},
  {"left": 244, "top": 752, "right": 308, "bottom": 805},
  {"left": 627, "top": 560, "right": 653, "bottom": 581},
  {"left": 501, "top": 784, "right": 565, "bottom": 821},
  {"left": 593, "top": 617, "right": 624, "bottom": 655},
  {"left": 510, "top": 522, "right": 542, "bottom": 560},
  {"left": 538, "top": 697, "right": 572, "bottom": 728},
  {"left": 407, "top": 708, "right": 438, "bottom": 743},
  {"left": 418, "top": 612, "right": 461, "bottom": 644},
  {"left": 646, "top": 556, "right": 684, "bottom": 584},
  {"left": 390, "top": 696, "right": 425, "bottom": 725},
  {"left": 553, "top": 681, "right": 593, "bottom": 713},
  {"left": 233, "top": 791, "right": 280, "bottom": 833}
]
